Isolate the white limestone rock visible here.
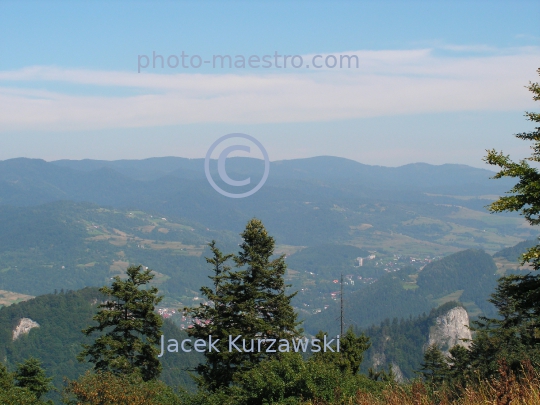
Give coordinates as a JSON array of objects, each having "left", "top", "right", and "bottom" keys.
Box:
[
  {"left": 427, "top": 306, "right": 472, "bottom": 355},
  {"left": 12, "top": 318, "right": 40, "bottom": 341}
]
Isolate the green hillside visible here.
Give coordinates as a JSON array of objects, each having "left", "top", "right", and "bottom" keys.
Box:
[
  {"left": 0, "top": 201, "right": 239, "bottom": 304},
  {"left": 360, "top": 301, "right": 465, "bottom": 380},
  {"left": 0, "top": 157, "right": 535, "bottom": 250},
  {"left": 285, "top": 244, "right": 370, "bottom": 278},
  {"left": 492, "top": 238, "right": 538, "bottom": 262},
  {"left": 0, "top": 200, "right": 530, "bottom": 338},
  {"left": 304, "top": 249, "right": 500, "bottom": 335},
  {"left": 0, "top": 287, "right": 201, "bottom": 403}
]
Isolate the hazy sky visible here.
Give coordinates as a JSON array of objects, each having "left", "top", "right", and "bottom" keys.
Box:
[{"left": 1, "top": 0, "right": 539, "bottom": 167}]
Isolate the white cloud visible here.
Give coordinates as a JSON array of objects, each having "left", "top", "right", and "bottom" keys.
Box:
[{"left": 0, "top": 47, "right": 538, "bottom": 132}]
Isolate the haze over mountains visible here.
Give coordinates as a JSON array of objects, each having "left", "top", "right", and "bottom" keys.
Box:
[
  {"left": 0, "top": 154, "right": 534, "bottom": 320},
  {"left": 0, "top": 156, "right": 523, "bottom": 247},
  {"left": 0, "top": 155, "right": 537, "bottom": 399}
]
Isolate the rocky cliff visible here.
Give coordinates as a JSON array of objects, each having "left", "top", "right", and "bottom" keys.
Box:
[
  {"left": 362, "top": 302, "right": 472, "bottom": 380},
  {"left": 12, "top": 317, "right": 40, "bottom": 341},
  {"left": 427, "top": 306, "right": 472, "bottom": 355}
]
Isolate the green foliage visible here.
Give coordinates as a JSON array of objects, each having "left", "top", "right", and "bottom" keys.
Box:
[
  {"left": 361, "top": 302, "right": 464, "bottom": 379},
  {"left": 185, "top": 219, "right": 302, "bottom": 391},
  {"left": 468, "top": 68, "right": 540, "bottom": 380},
  {"left": 0, "top": 360, "right": 12, "bottom": 390},
  {"left": 79, "top": 265, "right": 164, "bottom": 381},
  {"left": 183, "top": 240, "right": 235, "bottom": 390},
  {"left": 0, "top": 287, "right": 201, "bottom": 402},
  {"left": 0, "top": 359, "right": 53, "bottom": 405},
  {"left": 312, "top": 327, "right": 370, "bottom": 375},
  {"left": 466, "top": 273, "right": 540, "bottom": 379},
  {"left": 0, "top": 288, "right": 101, "bottom": 402},
  {"left": 62, "top": 370, "right": 182, "bottom": 405},
  {"left": 446, "top": 345, "right": 471, "bottom": 388},
  {"left": 233, "top": 352, "right": 383, "bottom": 405},
  {"left": 181, "top": 352, "right": 385, "bottom": 405},
  {"left": 0, "top": 388, "right": 46, "bottom": 405},
  {"left": 492, "top": 239, "right": 538, "bottom": 262},
  {"left": 14, "top": 357, "right": 55, "bottom": 399},
  {"left": 416, "top": 249, "right": 498, "bottom": 316},
  {"left": 484, "top": 72, "right": 540, "bottom": 228},
  {"left": 417, "top": 344, "right": 449, "bottom": 386}
]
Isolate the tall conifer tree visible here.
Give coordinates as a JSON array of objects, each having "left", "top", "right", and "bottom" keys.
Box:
[
  {"left": 473, "top": 68, "right": 540, "bottom": 376},
  {"left": 79, "top": 265, "right": 163, "bottom": 381},
  {"left": 14, "top": 358, "right": 54, "bottom": 400},
  {"left": 185, "top": 219, "right": 302, "bottom": 391}
]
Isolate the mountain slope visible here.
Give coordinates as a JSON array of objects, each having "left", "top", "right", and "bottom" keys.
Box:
[
  {"left": 0, "top": 157, "right": 532, "bottom": 249},
  {"left": 0, "top": 201, "right": 236, "bottom": 299},
  {"left": 304, "top": 249, "right": 499, "bottom": 335},
  {"left": 0, "top": 287, "right": 201, "bottom": 402},
  {"left": 360, "top": 302, "right": 470, "bottom": 380}
]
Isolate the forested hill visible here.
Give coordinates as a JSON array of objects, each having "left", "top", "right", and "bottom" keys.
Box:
[
  {"left": 359, "top": 301, "right": 467, "bottom": 380},
  {"left": 0, "top": 201, "right": 237, "bottom": 299},
  {"left": 492, "top": 239, "right": 538, "bottom": 262},
  {"left": 50, "top": 156, "right": 509, "bottom": 194},
  {"left": 0, "top": 287, "right": 200, "bottom": 403},
  {"left": 0, "top": 200, "right": 533, "bottom": 348},
  {"left": 0, "top": 156, "right": 528, "bottom": 249},
  {"left": 304, "top": 249, "right": 499, "bottom": 335}
]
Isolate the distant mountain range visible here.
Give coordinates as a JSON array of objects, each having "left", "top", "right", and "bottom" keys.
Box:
[
  {"left": 0, "top": 156, "right": 536, "bottom": 313},
  {"left": 0, "top": 156, "right": 525, "bottom": 248},
  {"left": 1, "top": 156, "right": 538, "bottom": 399}
]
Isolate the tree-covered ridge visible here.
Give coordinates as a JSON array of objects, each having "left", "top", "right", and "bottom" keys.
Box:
[
  {"left": 492, "top": 238, "right": 538, "bottom": 261},
  {"left": 0, "top": 201, "right": 237, "bottom": 301},
  {"left": 0, "top": 199, "right": 520, "bottom": 330},
  {"left": 417, "top": 249, "right": 498, "bottom": 316},
  {"left": 304, "top": 248, "right": 500, "bottom": 334},
  {"left": 0, "top": 154, "right": 534, "bottom": 251},
  {"left": 360, "top": 301, "right": 465, "bottom": 380},
  {"left": 285, "top": 244, "right": 370, "bottom": 278},
  {"left": 0, "top": 286, "right": 200, "bottom": 403}
]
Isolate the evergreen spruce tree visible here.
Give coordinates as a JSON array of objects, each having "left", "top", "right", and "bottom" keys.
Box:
[
  {"left": 184, "top": 240, "right": 235, "bottom": 390},
  {"left": 0, "top": 359, "right": 52, "bottom": 405},
  {"left": 312, "top": 327, "right": 370, "bottom": 376},
  {"left": 79, "top": 265, "right": 164, "bottom": 381},
  {"left": 417, "top": 344, "right": 449, "bottom": 386},
  {"left": 185, "top": 219, "right": 302, "bottom": 391},
  {"left": 0, "top": 360, "right": 14, "bottom": 391},
  {"left": 446, "top": 345, "right": 471, "bottom": 388},
  {"left": 473, "top": 68, "right": 540, "bottom": 377},
  {"left": 13, "top": 358, "right": 54, "bottom": 400}
]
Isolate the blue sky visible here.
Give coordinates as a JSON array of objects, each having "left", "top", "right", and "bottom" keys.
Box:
[{"left": 1, "top": 0, "right": 539, "bottom": 167}]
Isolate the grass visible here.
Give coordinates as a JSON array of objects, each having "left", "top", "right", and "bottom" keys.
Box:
[
  {"left": 276, "top": 244, "right": 306, "bottom": 257},
  {"left": 349, "top": 231, "right": 460, "bottom": 258},
  {"left": 347, "top": 203, "right": 535, "bottom": 258},
  {"left": 0, "top": 289, "right": 34, "bottom": 306},
  {"left": 303, "top": 361, "right": 540, "bottom": 405},
  {"left": 435, "top": 290, "right": 464, "bottom": 306},
  {"left": 494, "top": 257, "right": 532, "bottom": 276}
]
